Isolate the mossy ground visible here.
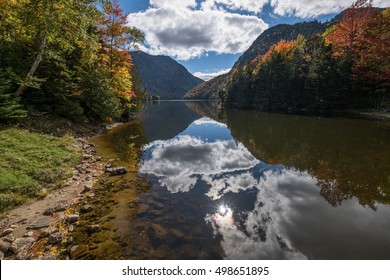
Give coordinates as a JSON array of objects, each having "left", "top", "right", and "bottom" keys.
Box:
[{"left": 0, "top": 127, "right": 81, "bottom": 212}]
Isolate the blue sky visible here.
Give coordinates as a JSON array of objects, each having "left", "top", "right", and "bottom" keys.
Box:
[{"left": 120, "top": 0, "right": 387, "bottom": 80}]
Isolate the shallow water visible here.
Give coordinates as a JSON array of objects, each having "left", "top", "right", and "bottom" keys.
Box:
[{"left": 72, "top": 101, "right": 390, "bottom": 260}]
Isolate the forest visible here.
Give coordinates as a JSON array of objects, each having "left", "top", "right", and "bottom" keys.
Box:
[
  {"left": 219, "top": 0, "right": 390, "bottom": 114},
  {"left": 0, "top": 0, "right": 145, "bottom": 123}
]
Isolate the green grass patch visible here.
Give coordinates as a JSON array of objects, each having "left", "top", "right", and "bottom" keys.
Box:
[{"left": 0, "top": 128, "right": 81, "bottom": 212}]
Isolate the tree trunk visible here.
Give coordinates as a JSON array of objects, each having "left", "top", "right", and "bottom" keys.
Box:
[{"left": 16, "top": 34, "right": 47, "bottom": 95}]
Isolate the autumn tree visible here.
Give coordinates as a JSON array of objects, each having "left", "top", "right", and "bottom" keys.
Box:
[
  {"left": 325, "top": 0, "right": 375, "bottom": 59},
  {"left": 98, "top": 0, "right": 144, "bottom": 116}
]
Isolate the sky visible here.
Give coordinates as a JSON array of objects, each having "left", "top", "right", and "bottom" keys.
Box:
[{"left": 119, "top": 0, "right": 388, "bottom": 80}]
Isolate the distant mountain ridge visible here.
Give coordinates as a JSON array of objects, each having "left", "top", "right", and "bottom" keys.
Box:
[
  {"left": 130, "top": 51, "right": 203, "bottom": 100},
  {"left": 184, "top": 20, "right": 328, "bottom": 100}
]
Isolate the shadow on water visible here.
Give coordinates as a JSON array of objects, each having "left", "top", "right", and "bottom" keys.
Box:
[{"left": 68, "top": 101, "right": 390, "bottom": 260}]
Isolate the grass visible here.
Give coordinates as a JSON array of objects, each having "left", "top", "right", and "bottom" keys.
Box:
[{"left": 0, "top": 127, "right": 81, "bottom": 212}]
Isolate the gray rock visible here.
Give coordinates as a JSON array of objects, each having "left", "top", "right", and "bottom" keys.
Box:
[
  {"left": 106, "top": 167, "right": 127, "bottom": 176},
  {"left": 0, "top": 251, "right": 4, "bottom": 260},
  {"left": 9, "top": 237, "right": 35, "bottom": 253},
  {"left": 80, "top": 204, "right": 94, "bottom": 213},
  {"left": 83, "top": 184, "right": 93, "bottom": 192},
  {"left": 48, "top": 232, "right": 64, "bottom": 244},
  {"left": 0, "top": 240, "right": 11, "bottom": 253},
  {"left": 53, "top": 200, "right": 69, "bottom": 212},
  {"left": 67, "top": 236, "right": 74, "bottom": 244},
  {"left": 66, "top": 215, "right": 79, "bottom": 223},
  {"left": 83, "top": 154, "right": 93, "bottom": 160},
  {"left": 0, "top": 228, "right": 13, "bottom": 237},
  {"left": 86, "top": 224, "right": 100, "bottom": 234},
  {"left": 147, "top": 223, "right": 169, "bottom": 248},
  {"left": 2, "top": 235, "right": 14, "bottom": 243},
  {"left": 23, "top": 231, "right": 34, "bottom": 237},
  {"left": 68, "top": 225, "right": 74, "bottom": 232},
  {"left": 39, "top": 230, "right": 50, "bottom": 239},
  {"left": 27, "top": 217, "right": 53, "bottom": 229},
  {"left": 43, "top": 208, "right": 54, "bottom": 216}
]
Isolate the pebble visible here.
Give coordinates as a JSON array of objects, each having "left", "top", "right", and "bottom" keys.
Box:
[
  {"left": 48, "top": 232, "right": 64, "bottom": 244},
  {"left": 0, "top": 240, "right": 11, "bottom": 253},
  {"left": 86, "top": 224, "right": 100, "bottom": 234},
  {"left": 66, "top": 215, "right": 80, "bottom": 223},
  {"left": 0, "top": 228, "right": 14, "bottom": 237},
  {"left": 68, "top": 225, "right": 74, "bottom": 232},
  {"left": 23, "top": 231, "right": 34, "bottom": 237},
  {"left": 80, "top": 205, "right": 94, "bottom": 213}
]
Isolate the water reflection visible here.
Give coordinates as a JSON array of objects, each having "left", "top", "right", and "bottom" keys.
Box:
[
  {"left": 85, "top": 101, "right": 390, "bottom": 260},
  {"left": 140, "top": 118, "right": 259, "bottom": 193}
]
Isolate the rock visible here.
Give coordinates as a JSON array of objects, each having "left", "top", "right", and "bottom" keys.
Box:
[
  {"left": 39, "top": 253, "right": 56, "bottom": 260},
  {"left": 10, "top": 225, "right": 18, "bottom": 229},
  {"left": 2, "top": 235, "right": 15, "bottom": 243},
  {"left": 0, "top": 240, "right": 11, "bottom": 253},
  {"left": 48, "top": 232, "right": 64, "bottom": 244},
  {"left": 171, "top": 228, "right": 186, "bottom": 238},
  {"left": 9, "top": 237, "right": 35, "bottom": 253},
  {"left": 69, "top": 244, "right": 87, "bottom": 259},
  {"left": 27, "top": 217, "right": 53, "bottom": 229},
  {"left": 147, "top": 223, "right": 169, "bottom": 248},
  {"left": 68, "top": 225, "right": 74, "bottom": 232},
  {"left": 23, "top": 231, "right": 34, "bottom": 237},
  {"left": 66, "top": 215, "right": 79, "bottom": 223},
  {"left": 0, "top": 251, "right": 4, "bottom": 260},
  {"left": 0, "top": 228, "right": 13, "bottom": 237},
  {"left": 53, "top": 200, "right": 69, "bottom": 212},
  {"left": 83, "top": 154, "right": 93, "bottom": 160},
  {"left": 86, "top": 224, "right": 100, "bottom": 234},
  {"left": 106, "top": 167, "right": 127, "bottom": 176},
  {"left": 67, "top": 237, "right": 74, "bottom": 244},
  {"left": 43, "top": 208, "right": 54, "bottom": 216},
  {"left": 38, "top": 230, "right": 50, "bottom": 239},
  {"left": 137, "top": 204, "right": 149, "bottom": 215},
  {"left": 96, "top": 156, "right": 102, "bottom": 161},
  {"left": 80, "top": 204, "right": 94, "bottom": 213},
  {"left": 105, "top": 163, "right": 112, "bottom": 169}
]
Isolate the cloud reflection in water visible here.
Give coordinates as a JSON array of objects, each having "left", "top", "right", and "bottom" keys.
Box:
[{"left": 140, "top": 117, "right": 316, "bottom": 259}]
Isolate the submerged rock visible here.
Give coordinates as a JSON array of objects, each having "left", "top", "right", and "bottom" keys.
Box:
[
  {"left": 106, "top": 167, "right": 128, "bottom": 176},
  {"left": 147, "top": 223, "right": 169, "bottom": 248}
]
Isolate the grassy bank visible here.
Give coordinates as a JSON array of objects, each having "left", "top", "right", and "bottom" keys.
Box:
[{"left": 0, "top": 127, "right": 81, "bottom": 212}]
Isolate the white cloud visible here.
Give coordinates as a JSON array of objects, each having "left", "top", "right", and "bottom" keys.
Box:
[
  {"left": 193, "top": 68, "right": 231, "bottom": 81},
  {"left": 205, "top": 169, "right": 313, "bottom": 259},
  {"left": 270, "top": 0, "right": 389, "bottom": 18},
  {"left": 127, "top": 1, "right": 268, "bottom": 60},
  {"left": 140, "top": 135, "right": 259, "bottom": 193},
  {"left": 193, "top": 117, "right": 227, "bottom": 127},
  {"left": 201, "top": 0, "right": 269, "bottom": 13}
]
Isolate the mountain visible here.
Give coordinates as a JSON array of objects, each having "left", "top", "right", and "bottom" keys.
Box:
[
  {"left": 233, "top": 21, "right": 326, "bottom": 68},
  {"left": 184, "top": 73, "right": 229, "bottom": 100},
  {"left": 184, "top": 20, "right": 327, "bottom": 100},
  {"left": 130, "top": 51, "right": 203, "bottom": 100}
]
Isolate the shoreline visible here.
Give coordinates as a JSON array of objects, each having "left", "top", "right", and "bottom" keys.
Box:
[{"left": 0, "top": 137, "right": 105, "bottom": 260}]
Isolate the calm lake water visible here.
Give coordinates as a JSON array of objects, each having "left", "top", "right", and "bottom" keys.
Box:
[{"left": 74, "top": 101, "right": 390, "bottom": 260}]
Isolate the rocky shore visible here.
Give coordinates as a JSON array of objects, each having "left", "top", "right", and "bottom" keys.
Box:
[{"left": 0, "top": 138, "right": 105, "bottom": 260}]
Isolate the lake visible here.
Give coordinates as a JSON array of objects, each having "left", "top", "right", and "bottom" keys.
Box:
[{"left": 72, "top": 101, "right": 390, "bottom": 259}]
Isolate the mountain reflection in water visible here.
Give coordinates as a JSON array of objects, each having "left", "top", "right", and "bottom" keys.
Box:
[{"left": 86, "top": 101, "right": 390, "bottom": 260}]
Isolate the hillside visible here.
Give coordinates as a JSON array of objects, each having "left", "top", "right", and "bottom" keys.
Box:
[
  {"left": 184, "top": 21, "right": 327, "bottom": 100},
  {"left": 184, "top": 73, "right": 229, "bottom": 100},
  {"left": 130, "top": 51, "right": 203, "bottom": 99},
  {"left": 233, "top": 21, "right": 326, "bottom": 69}
]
